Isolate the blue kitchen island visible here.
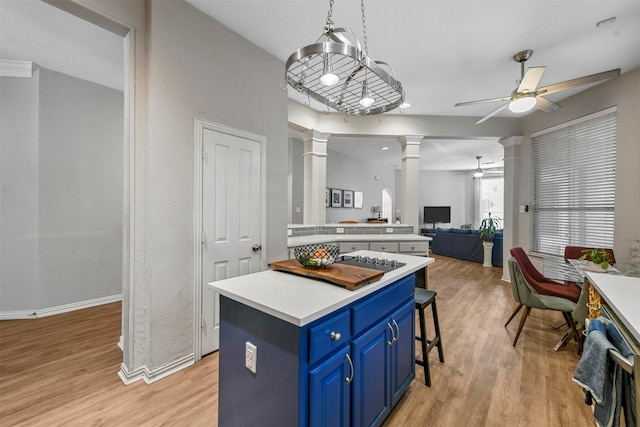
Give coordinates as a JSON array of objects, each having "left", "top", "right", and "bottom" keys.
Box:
[{"left": 209, "top": 251, "right": 434, "bottom": 426}]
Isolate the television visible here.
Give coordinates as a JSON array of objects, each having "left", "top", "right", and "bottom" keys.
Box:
[{"left": 423, "top": 206, "right": 451, "bottom": 226}]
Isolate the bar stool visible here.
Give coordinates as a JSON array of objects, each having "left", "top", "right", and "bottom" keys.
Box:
[{"left": 415, "top": 288, "right": 445, "bottom": 387}]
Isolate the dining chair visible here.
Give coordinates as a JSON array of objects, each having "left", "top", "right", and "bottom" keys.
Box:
[
  {"left": 506, "top": 257, "right": 581, "bottom": 348},
  {"left": 510, "top": 247, "right": 581, "bottom": 302}
]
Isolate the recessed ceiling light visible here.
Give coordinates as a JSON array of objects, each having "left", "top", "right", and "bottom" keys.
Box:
[
  {"left": 399, "top": 102, "right": 411, "bottom": 109},
  {"left": 381, "top": 146, "right": 389, "bottom": 150}
]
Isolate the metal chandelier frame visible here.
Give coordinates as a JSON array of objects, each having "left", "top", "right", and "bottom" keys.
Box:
[{"left": 285, "top": 1, "right": 405, "bottom": 116}]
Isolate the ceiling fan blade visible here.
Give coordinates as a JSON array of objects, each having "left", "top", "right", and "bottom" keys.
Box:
[
  {"left": 475, "top": 104, "right": 508, "bottom": 125},
  {"left": 537, "top": 68, "right": 620, "bottom": 96},
  {"left": 517, "top": 66, "right": 545, "bottom": 93},
  {"left": 455, "top": 96, "right": 511, "bottom": 107},
  {"left": 534, "top": 96, "right": 560, "bottom": 113}
]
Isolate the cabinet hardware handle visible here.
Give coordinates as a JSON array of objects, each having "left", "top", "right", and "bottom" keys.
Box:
[
  {"left": 411, "top": 246, "right": 415, "bottom": 250},
  {"left": 382, "top": 247, "right": 386, "bottom": 250},
  {"left": 387, "top": 322, "right": 396, "bottom": 346},
  {"left": 330, "top": 331, "right": 341, "bottom": 341},
  {"left": 392, "top": 319, "right": 400, "bottom": 344},
  {"left": 345, "top": 354, "right": 354, "bottom": 384}
]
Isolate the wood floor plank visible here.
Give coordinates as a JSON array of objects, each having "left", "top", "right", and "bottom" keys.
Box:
[{"left": 0, "top": 255, "right": 594, "bottom": 426}]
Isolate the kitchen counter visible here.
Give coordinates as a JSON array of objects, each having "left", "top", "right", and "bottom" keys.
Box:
[
  {"left": 211, "top": 250, "right": 433, "bottom": 426},
  {"left": 210, "top": 250, "right": 433, "bottom": 327},
  {"left": 586, "top": 272, "right": 640, "bottom": 343},
  {"left": 287, "top": 233, "right": 431, "bottom": 247}
]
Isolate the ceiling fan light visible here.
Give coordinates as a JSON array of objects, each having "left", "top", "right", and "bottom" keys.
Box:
[{"left": 509, "top": 96, "right": 537, "bottom": 113}]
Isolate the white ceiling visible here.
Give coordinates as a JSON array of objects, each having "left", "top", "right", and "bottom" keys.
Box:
[
  {"left": 2, "top": 0, "right": 638, "bottom": 172},
  {"left": 0, "top": 0, "right": 124, "bottom": 91},
  {"left": 185, "top": 0, "right": 640, "bottom": 118}
]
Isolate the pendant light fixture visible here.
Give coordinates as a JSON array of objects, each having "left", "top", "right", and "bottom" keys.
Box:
[
  {"left": 359, "top": 79, "right": 375, "bottom": 107},
  {"left": 319, "top": 54, "right": 339, "bottom": 86},
  {"left": 285, "top": 0, "right": 404, "bottom": 115}
]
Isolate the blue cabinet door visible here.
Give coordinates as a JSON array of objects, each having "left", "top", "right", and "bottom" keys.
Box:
[
  {"left": 389, "top": 299, "right": 415, "bottom": 406},
  {"left": 309, "top": 345, "right": 351, "bottom": 427},
  {"left": 351, "top": 319, "right": 391, "bottom": 427}
]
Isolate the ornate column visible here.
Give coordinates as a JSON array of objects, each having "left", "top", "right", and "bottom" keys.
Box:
[
  {"left": 302, "top": 130, "right": 329, "bottom": 225},
  {"left": 500, "top": 136, "right": 523, "bottom": 280},
  {"left": 398, "top": 135, "right": 423, "bottom": 233}
]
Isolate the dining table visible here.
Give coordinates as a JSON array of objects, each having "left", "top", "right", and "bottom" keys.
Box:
[
  {"left": 542, "top": 256, "right": 625, "bottom": 351},
  {"left": 543, "top": 256, "right": 623, "bottom": 283}
]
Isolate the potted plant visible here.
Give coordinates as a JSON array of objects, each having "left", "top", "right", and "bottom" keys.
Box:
[
  {"left": 579, "top": 248, "right": 614, "bottom": 270},
  {"left": 478, "top": 214, "right": 501, "bottom": 267},
  {"left": 479, "top": 213, "right": 501, "bottom": 242}
]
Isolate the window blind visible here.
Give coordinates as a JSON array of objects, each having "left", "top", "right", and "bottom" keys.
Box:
[{"left": 531, "top": 108, "right": 617, "bottom": 257}]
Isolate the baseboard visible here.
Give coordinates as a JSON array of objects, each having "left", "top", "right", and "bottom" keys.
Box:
[
  {"left": 0, "top": 294, "right": 122, "bottom": 320},
  {"left": 118, "top": 353, "right": 195, "bottom": 385}
]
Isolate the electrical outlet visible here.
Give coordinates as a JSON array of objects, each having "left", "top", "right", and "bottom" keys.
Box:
[
  {"left": 336, "top": 227, "right": 344, "bottom": 234},
  {"left": 386, "top": 228, "right": 393, "bottom": 233},
  {"left": 245, "top": 341, "right": 257, "bottom": 373}
]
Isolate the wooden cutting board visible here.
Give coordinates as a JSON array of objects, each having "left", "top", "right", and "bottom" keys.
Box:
[{"left": 268, "top": 259, "right": 384, "bottom": 291}]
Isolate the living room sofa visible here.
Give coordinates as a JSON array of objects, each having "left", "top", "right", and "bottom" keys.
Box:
[{"left": 430, "top": 228, "right": 503, "bottom": 267}]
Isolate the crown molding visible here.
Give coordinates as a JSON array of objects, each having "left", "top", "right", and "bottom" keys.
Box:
[{"left": 0, "top": 60, "right": 37, "bottom": 78}]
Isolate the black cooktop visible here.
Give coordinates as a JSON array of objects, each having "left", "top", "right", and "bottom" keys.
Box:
[{"left": 334, "top": 255, "right": 406, "bottom": 273}]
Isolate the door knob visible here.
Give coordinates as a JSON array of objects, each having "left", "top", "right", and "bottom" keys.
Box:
[{"left": 252, "top": 244, "right": 262, "bottom": 252}]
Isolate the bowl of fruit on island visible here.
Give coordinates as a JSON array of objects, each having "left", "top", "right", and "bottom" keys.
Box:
[{"left": 294, "top": 244, "right": 339, "bottom": 268}]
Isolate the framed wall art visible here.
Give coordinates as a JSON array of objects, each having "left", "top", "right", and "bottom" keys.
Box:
[
  {"left": 326, "top": 188, "right": 330, "bottom": 207},
  {"left": 354, "top": 191, "right": 364, "bottom": 209},
  {"left": 330, "top": 188, "right": 343, "bottom": 208},
  {"left": 343, "top": 190, "right": 353, "bottom": 208}
]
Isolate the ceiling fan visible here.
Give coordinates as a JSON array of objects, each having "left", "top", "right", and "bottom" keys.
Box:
[
  {"left": 470, "top": 156, "right": 502, "bottom": 178},
  {"left": 455, "top": 50, "right": 621, "bottom": 125}
]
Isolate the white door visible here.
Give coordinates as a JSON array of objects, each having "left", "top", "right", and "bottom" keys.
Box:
[{"left": 201, "top": 127, "right": 263, "bottom": 355}]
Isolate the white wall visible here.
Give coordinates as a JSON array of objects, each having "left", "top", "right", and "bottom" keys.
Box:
[
  {"left": 290, "top": 137, "right": 304, "bottom": 223},
  {"left": 0, "top": 68, "right": 123, "bottom": 314},
  {"left": 0, "top": 70, "right": 40, "bottom": 311},
  {"left": 145, "top": 0, "right": 289, "bottom": 371},
  {"left": 417, "top": 170, "right": 470, "bottom": 228},
  {"left": 325, "top": 147, "right": 396, "bottom": 223}
]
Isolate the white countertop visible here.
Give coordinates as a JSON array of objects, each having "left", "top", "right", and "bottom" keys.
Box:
[
  {"left": 209, "top": 250, "right": 434, "bottom": 327},
  {"left": 288, "top": 233, "right": 431, "bottom": 247},
  {"left": 586, "top": 272, "right": 640, "bottom": 343}
]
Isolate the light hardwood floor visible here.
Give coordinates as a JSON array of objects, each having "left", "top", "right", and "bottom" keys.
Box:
[{"left": 0, "top": 255, "right": 593, "bottom": 426}]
